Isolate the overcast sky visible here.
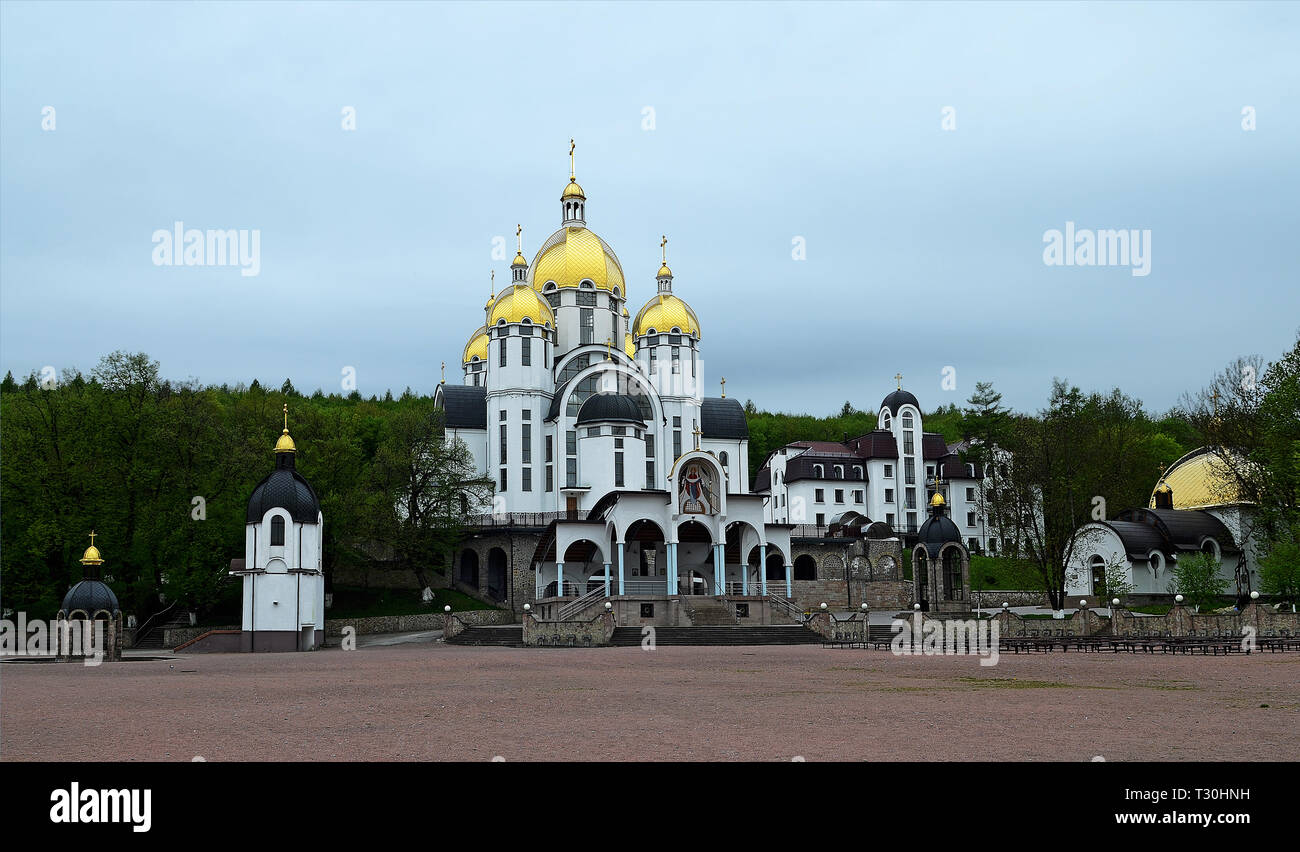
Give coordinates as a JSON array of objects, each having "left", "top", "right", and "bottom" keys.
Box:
[{"left": 2, "top": 1, "right": 1296, "bottom": 417}]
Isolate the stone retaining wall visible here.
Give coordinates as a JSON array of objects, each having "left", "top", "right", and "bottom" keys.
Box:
[
  {"left": 522, "top": 611, "right": 616, "bottom": 647},
  {"left": 806, "top": 611, "right": 869, "bottom": 641}
]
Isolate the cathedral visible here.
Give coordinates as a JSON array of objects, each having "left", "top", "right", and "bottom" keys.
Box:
[{"left": 434, "top": 148, "right": 798, "bottom": 619}]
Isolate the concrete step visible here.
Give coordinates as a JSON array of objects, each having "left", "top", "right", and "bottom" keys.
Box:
[
  {"left": 609, "top": 626, "right": 823, "bottom": 646},
  {"left": 445, "top": 625, "right": 523, "bottom": 647}
]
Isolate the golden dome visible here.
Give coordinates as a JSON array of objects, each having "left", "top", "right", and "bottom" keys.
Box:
[
  {"left": 275, "top": 429, "right": 296, "bottom": 454},
  {"left": 632, "top": 293, "right": 700, "bottom": 337},
  {"left": 561, "top": 179, "right": 586, "bottom": 199},
  {"left": 658, "top": 264, "right": 673, "bottom": 278},
  {"left": 621, "top": 306, "right": 629, "bottom": 317},
  {"left": 1149, "top": 448, "right": 1244, "bottom": 509},
  {"left": 489, "top": 284, "right": 555, "bottom": 327},
  {"left": 623, "top": 332, "right": 635, "bottom": 358},
  {"left": 530, "top": 227, "right": 625, "bottom": 293},
  {"left": 463, "top": 326, "right": 488, "bottom": 363},
  {"left": 930, "top": 491, "right": 946, "bottom": 508},
  {"left": 512, "top": 251, "right": 527, "bottom": 267}
]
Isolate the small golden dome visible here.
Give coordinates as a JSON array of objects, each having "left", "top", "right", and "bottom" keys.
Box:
[
  {"left": 621, "top": 306, "right": 629, "bottom": 317},
  {"left": 275, "top": 429, "right": 296, "bottom": 454},
  {"left": 658, "top": 264, "right": 673, "bottom": 278},
  {"left": 930, "top": 491, "right": 945, "bottom": 508},
  {"left": 632, "top": 293, "right": 700, "bottom": 338},
  {"left": 530, "top": 226, "right": 625, "bottom": 292},
  {"left": 561, "top": 179, "right": 586, "bottom": 199},
  {"left": 463, "top": 326, "right": 488, "bottom": 363},
  {"left": 624, "top": 332, "right": 635, "bottom": 358},
  {"left": 512, "top": 251, "right": 527, "bottom": 267},
  {"left": 80, "top": 546, "right": 103, "bottom": 566},
  {"left": 490, "top": 284, "right": 555, "bottom": 327}
]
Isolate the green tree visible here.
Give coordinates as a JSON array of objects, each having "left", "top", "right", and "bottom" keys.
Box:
[
  {"left": 1258, "top": 536, "right": 1300, "bottom": 609},
  {"left": 1170, "top": 552, "right": 1229, "bottom": 612}
]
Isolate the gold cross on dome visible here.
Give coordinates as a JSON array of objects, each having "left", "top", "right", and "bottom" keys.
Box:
[
  {"left": 604, "top": 337, "right": 612, "bottom": 361},
  {"left": 894, "top": 372, "right": 903, "bottom": 389},
  {"left": 516, "top": 224, "right": 522, "bottom": 253},
  {"left": 1211, "top": 388, "right": 1220, "bottom": 416},
  {"left": 441, "top": 361, "right": 446, "bottom": 384},
  {"left": 569, "top": 139, "right": 576, "bottom": 179},
  {"left": 283, "top": 403, "right": 289, "bottom": 431},
  {"left": 720, "top": 377, "right": 726, "bottom": 398},
  {"left": 661, "top": 235, "right": 668, "bottom": 264},
  {"left": 692, "top": 423, "right": 702, "bottom": 450},
  {"left": 88, "top": 530, "right": 97, "bottom": 547}
]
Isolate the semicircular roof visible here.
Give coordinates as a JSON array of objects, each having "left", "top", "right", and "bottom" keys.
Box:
[{"left": 1150, "top": 448, "right": 1244, "bottom": 509}]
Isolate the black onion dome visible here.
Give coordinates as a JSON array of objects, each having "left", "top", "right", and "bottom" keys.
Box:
[
  {"left": 246, "top": 455, "right": 322, "bottom": 524},
  {"left": 881, "top": 389, "right": 921, "bottom": 415},
  {"left": 62, "top": 580, "right": 119, "bottom": 614},
  {"left": 576, "top": 394, "right": 645, "bottom": 425},
  {"left": 917, "top": 511, "right": 963, "bottom": 558}
]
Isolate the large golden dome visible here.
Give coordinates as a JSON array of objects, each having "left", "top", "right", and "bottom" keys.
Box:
[
  {"left": 463, "top": 326, "right": 488, "bottom": 363},
  {"left": 1150, "top": 448, "right": 1244, "bottom": 509},
  {"left": 624, "top": 332, "right": 635, "bottom": 358},
  {"left": 489, "top": 284, "right": 555, "bottom": 327},
  {"left": 633, "top": 293, "right": 700, "bottom": 337},
  {"left": 530, "top": 227, "right": 625, "bottom": 293}
]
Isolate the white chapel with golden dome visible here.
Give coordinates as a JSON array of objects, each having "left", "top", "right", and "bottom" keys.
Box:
[{"left": 435, "top": 146, "right": 793, "bottom": 611}]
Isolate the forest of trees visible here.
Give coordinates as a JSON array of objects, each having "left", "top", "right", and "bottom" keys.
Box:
[{"left": 3, "top": 331, "right": 1296, "bottom": 621}]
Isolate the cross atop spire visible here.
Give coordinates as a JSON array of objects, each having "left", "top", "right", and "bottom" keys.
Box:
[
  {"left": 440, "top": 361, "right": 446, "bottom": 385},
  {"left": 661, "top": 235, "right": 668, "bottom": 265},
  {"left": 692, "top": 422, "right": 702, "bottom": 450},
  {"left": 89, "top": 530, "right": 97, "bottom": 548},
  {"left": 720, "top": 377, "right": 726, "bottom": 399},
  {"left": 895, "top": 372, "right": 903, "bottom": 390},
  {"left": 569, "top": 138, "right": 576, "bottom": 181},
  {"left": 283, "top": 402, "right": 289, "bottom": 432}
]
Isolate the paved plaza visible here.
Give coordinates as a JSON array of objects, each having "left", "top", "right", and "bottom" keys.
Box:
[{"left": 3, "top": 643, "right": 1297, "bottom": 762}]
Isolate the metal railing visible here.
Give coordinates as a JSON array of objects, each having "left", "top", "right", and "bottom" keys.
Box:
[
  {"left": 536, "top": 580, "right": 585, "bottom": 600},
  {"left": 558, "top": 585, "right": 607, "bottom": 620},
  {"left": 767, "top": 594, "right": 806, "bottom": 622},
  {"left": 467, "top": 511, "right": 581, "bottom": 529}
]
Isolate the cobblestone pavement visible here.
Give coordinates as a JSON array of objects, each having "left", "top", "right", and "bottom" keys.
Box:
[{"left": 3, "top": 643, "right": 1296, "bottom": 761}]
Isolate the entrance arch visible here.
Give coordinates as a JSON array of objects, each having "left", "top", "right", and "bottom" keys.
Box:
[
  {"left": 487, "top": 548, "right": 508, "bottom": 602},
  {"left": 458, "top": 549, "right": 480, "bottom": 589}
]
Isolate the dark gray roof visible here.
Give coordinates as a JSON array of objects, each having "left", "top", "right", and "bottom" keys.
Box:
[
  {"left": 881, "top": 389, "right": 920, "bottom": 415},
  {"left": 576, "top": 393, "right": 645, "bottom": 425},
  {"left": 1114, "top": 508, "right": 1238, "bottom": 552},
  {"left": 917, "top": 507, "right": 963, "bottom": 557},
  {"left": 246, "top": 458, "right": 321, "bottom": 524},
  {"left": 701, "top": 397, "right": 747, "bottom": 439},
  {"left": 546, "top": 381, "right": 567, "bottom": 422},
  {"left": 1101, "top": 520, "right": 1169, "bottom": 557},
  {"left": 438, "top": 384, "right": 487, "bottom": 430},
  {"left": 938, "top": 454, "right": 974, "bottom": 480},
  {"left": 62, "top": 579, "right": 119, "bottom": 614}
]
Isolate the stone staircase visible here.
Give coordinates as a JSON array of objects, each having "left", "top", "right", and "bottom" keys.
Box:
[
  {"left": 683, "top": 597, "right": 738, "bottom": 626},
  {"left": 444, "top": 625, "right": 523, "bottom": 647},
  {"left": 133, "top": 611, "right": 193, "bottom": 649},
  {"left": 609, "top": 625, "right": 823, "bottom": 647}
]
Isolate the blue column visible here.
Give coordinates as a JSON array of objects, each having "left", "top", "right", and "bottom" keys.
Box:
[
  {"left": 603, "top": 562, "right": 611, "bottom": 596},
  {"left": 556, "top": 561, "right": 564, "bottom": 598},
  {"left": 759, "top": 545, "right": 768, "bottom": 596},
  {"left": 785, "top": 562, "right": 792, "bottom": 599},
  {"left": 741, "top": 549, "right": 749, "bottom": 596},
  {"left": 668, "top": 542, "right": 677, "bottom": 594},
  {"left": 617, "top": 542, "right": 625, "bottom": 596},
  {"left": 715, "top": 544, "right": 724, "bottom": 595}
]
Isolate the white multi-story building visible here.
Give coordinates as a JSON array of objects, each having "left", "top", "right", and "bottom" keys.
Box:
[{"left": 754, "top": 385, "right": 1005, "bottom": 553}]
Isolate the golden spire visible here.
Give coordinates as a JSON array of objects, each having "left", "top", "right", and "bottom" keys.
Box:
[
  {"left": 692, "top": 422, "right": 702, "bottom": 450},
  {"left": 81, "top": 530, "right": 104, "bottom": 565},
  {"left": 604, "top": 336, "right": 612, "bottom": 361},
  {"left": 720, "top": 377, "right": 726, "bottom": 399},
  {"left": 440, "top": 361, "right": 446, "bottom": 385},
  {"left": 275, "top": 403, "right": 296, "bottom": 453},
  {"left": 513, "top": 225, "right": 526, "bottom": 266},
  {"left": 569, "top": 138, "right": 576, "bottom": 181},
  {"left": 895, "top": 372, "right": 903, "bottom": 390}
]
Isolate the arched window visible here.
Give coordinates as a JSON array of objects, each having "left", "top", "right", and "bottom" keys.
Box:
[
  {"left": 793, "top": 555, "right": 818, "bottom": 581},
  {"left": 813, "top": 464, "right": 824, "bottom": 479},
  {"left": 1089, "top": 555, "right": 1107, "bottom": 597},
  {"left": 720, "top": 451, "right": 729, "bottom": 468},
  {"left": 881, "top": 412, "right": 892, "bottom": 429},
  {"left": 270, "top": 516, "right": 285, "bottom": 546},
  {"left": 1201, "top": 538, "right": 1221, "bottom": 562},
  {"left": 902, "top": 412, "right": 914, "bottom": 429},
  {"left": 853, "top": 465, "right": 863, "bottom": 479},
  {"left": 833, "top": 465, "right": 844, "bottom": 479}
]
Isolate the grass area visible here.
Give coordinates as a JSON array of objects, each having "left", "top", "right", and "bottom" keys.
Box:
[
  {"left": 968, "top": 555, "right": 1041, "bottom": 590},
  {"left": 327, "top": 585, "right": 497, "bottom": 619}
]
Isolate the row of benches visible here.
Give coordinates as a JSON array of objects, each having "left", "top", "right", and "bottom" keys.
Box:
[{"left": 822, "top": 636, "right": 1300, "bottom": 654}]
